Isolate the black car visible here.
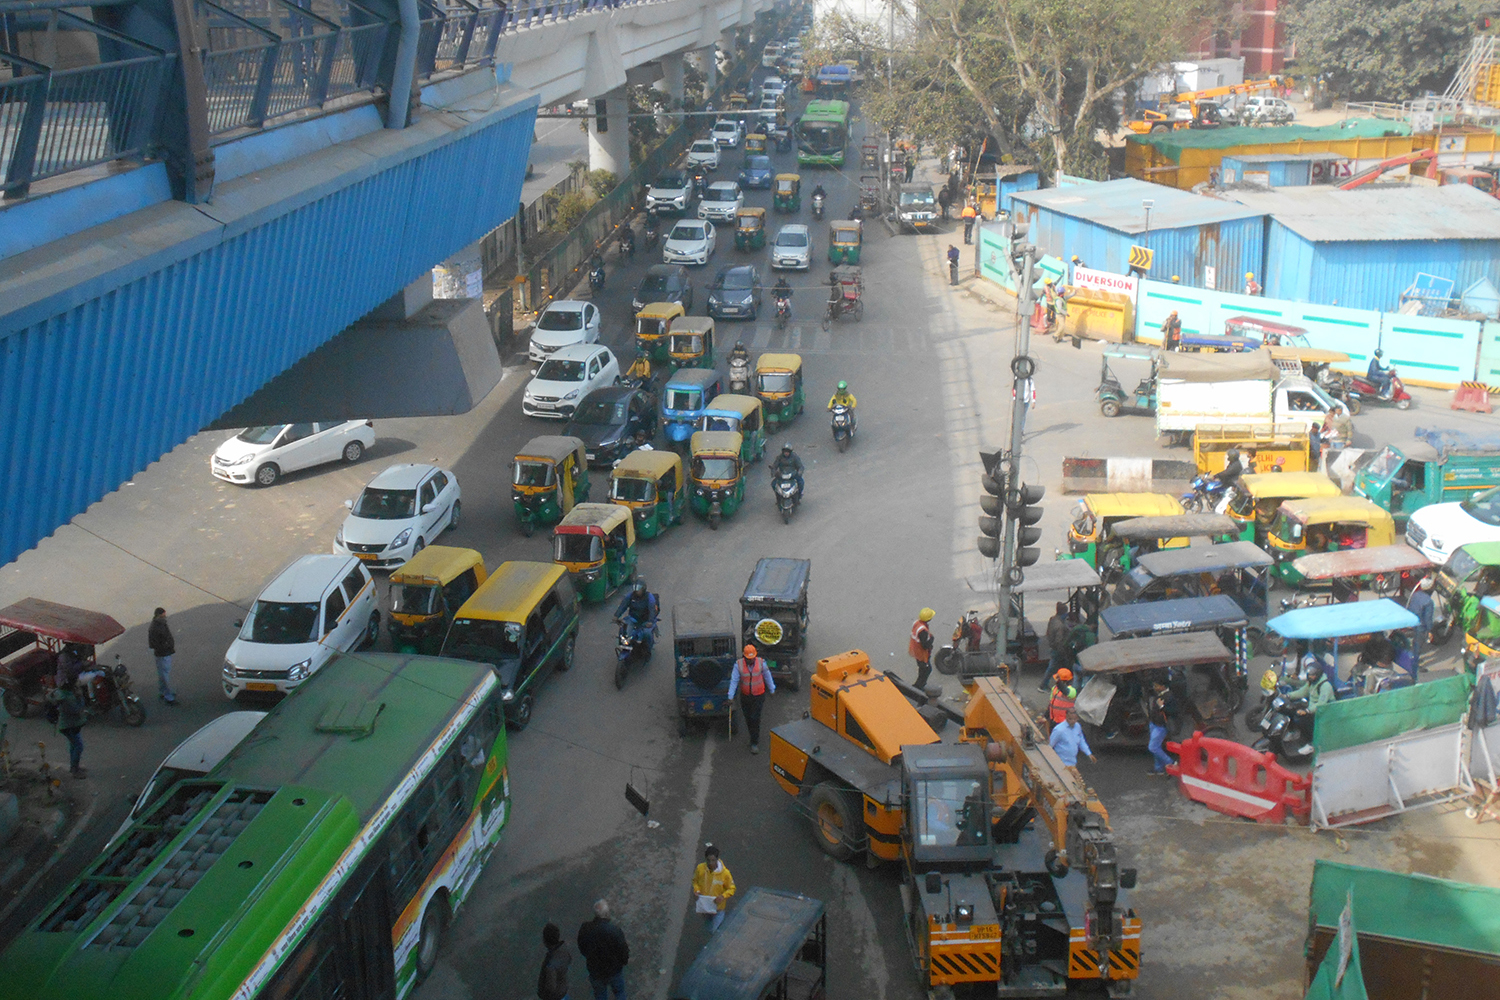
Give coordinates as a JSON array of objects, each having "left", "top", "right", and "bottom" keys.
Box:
[
  {"left": 633, "top": 264, "right": 695, "bottom": 312},
  {"left": 565, "top": 385, "right": 658, "bottom": 465},
  {"left": 706, "top": 265, "right": 763, "bottom": 321}
]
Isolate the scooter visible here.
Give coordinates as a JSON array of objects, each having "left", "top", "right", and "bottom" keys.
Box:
[
  {"left": 588, "top": 258, "right": 606, "bottom": 294},
  {"left": 729, "top": 354, "right": 751, "bottom": 393},
  {"left": 619, "top": 227, "right": 635, "bottom": 259},
  {"left": 644, "top": 212, "right": 661, "bottom": 249},
  {"left": 613, "top": 615, "right": 657, "bottom": 689},
  {"left": 1252, "top": 692, "right": 1315, "bottom": 763},
  {"left": 774, "top": 295, "right": 791, "bottom": 331},
  {"left": 811, "top": 192, "right": 825, "bottom": 219},
  {"left": 1180, "top": 473, "right": 1231, "bottom": 514},
  {"left": 773, "top": 468, "right": 802, "bottom": 524},
  {"left": 830, "top": 403, "right": 855, "bottom": 452},
  {"left": 1347, "top": 369, "right": 1412, "bottom": 411}
]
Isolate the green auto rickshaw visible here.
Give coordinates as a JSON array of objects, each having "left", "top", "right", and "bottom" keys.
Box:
[
  {"left": 553, "top": 502, "right": 637, "bottom": 603},
  {"left": 387, "top": 545, "right": 488, "bottom": 654},
  {"left": 828, "top": 220, "right": 862, "bottom": 264},
  {"left": 690, "top": 431, "right": 745, "bottom": 530},
  {"left": 745, "top": 132, "right": 768, "bottom": 155},
  {"left": 773, "top": 173, "right": 801, "bottom": 213},
  {"left": 512, "top": 435, "right": 590, "bottom": 537},
  {"left": 609, "top": 448, "right": 686, "bottom": 539},
  {"left": 754, "top": 352, "right": 804, "bottom": 429},
  {"left": 668, "top": 316, "right": 716, "bottom": 370},
  {"left": 736, "top": 207, "right": 767, "bottom": 251},
  {"left": 636, "top": 301, "right": 686, "bottom": 362},
  {"left": 698, "top": 393, "right": 766, "bottom": 463}
]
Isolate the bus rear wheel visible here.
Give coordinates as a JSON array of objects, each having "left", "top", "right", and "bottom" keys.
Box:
[{"left": 416, "top": 895, "right": 449, "bottom": 981}]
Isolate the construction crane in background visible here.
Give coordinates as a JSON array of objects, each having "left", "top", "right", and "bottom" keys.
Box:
[{"left": 1127, "top": 76, "right": 1287, "bottom": 133}]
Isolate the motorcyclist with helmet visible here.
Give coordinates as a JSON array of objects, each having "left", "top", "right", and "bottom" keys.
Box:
[
  {"left": 727, "top": 340, "right": 751, "bottom": 367},
  {"left": 613, "top": 580, "right": 660, "bottom": 656},
  {"left": 1367, "top": 348, "right": 1394, "bottom": 399},
  {"left": 1285, "top": 657, "right": 1335, "bottom": 712},
  {"left": 768, "top": 442, "right": 804, "bottom": 498}
]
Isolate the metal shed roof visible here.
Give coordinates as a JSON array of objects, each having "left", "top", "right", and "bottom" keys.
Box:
[
  {"left": 1229, "top": 185, "right": 1500, "bottom": 242},
  {"left": 1223, "top": 153, "right": 1351, "bottom": 165},
  {"left": 1010, "top": 178, "right": 1262, "bottom": 235}
]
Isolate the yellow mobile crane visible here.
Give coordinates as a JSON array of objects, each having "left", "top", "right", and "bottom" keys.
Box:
[
  {"left": 1127, "top": 76, "right": 1287, "bottom": 133},
  {"left": 769, "top": 652, "right": 1141, "bottom": 995}
]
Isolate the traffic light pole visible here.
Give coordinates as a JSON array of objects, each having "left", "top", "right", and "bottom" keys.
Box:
[{"left": 994, "top": 238, "right": 1039, "bottom": 656}]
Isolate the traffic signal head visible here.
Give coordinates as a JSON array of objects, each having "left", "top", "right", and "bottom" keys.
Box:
[{"left": 1006, "top": 483, "right": 1045, "bottom": 525}]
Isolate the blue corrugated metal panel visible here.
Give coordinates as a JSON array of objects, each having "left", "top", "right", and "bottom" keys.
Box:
[
  {"left": 1264, "top": 219, "right": 1500, "bottom": 311},
  {"left": 999, "top": 171, "right": 1039, "bottom": 213},
  {"left": 0, "top": 100, "right": 536, "bottom": 568},
  {"left": 1011, "top": 177, "right": 1262, "bottom": 233}
]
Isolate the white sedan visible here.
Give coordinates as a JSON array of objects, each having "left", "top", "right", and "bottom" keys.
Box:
[
  {"left": 523, "top": 343, "right": 621, "bottom": 419},
  {"left": 686, "top": 139, "right": 721, "bottom": 170},
  {"left": 529, "top": 299, "right": 601, "bottom": 365},
  {"left": 211, "top": 420, "right": 374, "bottom": 487},
  {"left": 711, "top": 119, "right": 742, "bottom": 148},
  {"left": 663, "top": 219, "right": 717, "bottom": 266},
  {"left": 334, "top": 463, "right": 461, "bottom": 569}
]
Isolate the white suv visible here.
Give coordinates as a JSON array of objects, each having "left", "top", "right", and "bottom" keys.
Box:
[
  {"left": 699, "top": 181, "right": 744, "bottom": 224},
  {"left": 1242, "top": 95, "right": 1295, "bottom": 124},
  {"left": 711, "top": 119, "right": 743, "bottom": 148},
  {"left": 223, "top": 555, "right": 378, "bottom": 699}
]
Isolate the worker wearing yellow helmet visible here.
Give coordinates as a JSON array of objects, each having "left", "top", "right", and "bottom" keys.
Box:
[
  {"left": 910, "top": 608, "right": 937, "bottom": 689},
  {"left": 1244, "top": 271, "right": 1262, "bottom": 296}
]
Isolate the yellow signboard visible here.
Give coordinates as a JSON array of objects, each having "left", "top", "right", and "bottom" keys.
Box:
[
  {"left": 1128, "top": 246, "right": 1153, "bottom": 272},
  {"left": 753, "top": 617, "right": 784, "bottom": 646}
]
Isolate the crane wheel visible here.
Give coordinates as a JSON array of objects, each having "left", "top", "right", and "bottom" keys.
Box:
[{"left": 808, "top": 782, "right": 860, "bottom": 861}]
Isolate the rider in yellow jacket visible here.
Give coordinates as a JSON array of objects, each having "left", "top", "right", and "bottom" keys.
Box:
[{"left": 827, "top": 381, "right": 857, "bottom": 411}]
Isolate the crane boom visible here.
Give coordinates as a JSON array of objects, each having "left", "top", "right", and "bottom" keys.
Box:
[{"left": 1168, "top": 75, "right": 1285, "bottom": 106}]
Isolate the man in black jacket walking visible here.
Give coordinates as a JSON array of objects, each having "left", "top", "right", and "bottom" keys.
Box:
[
  {"left": 148, "top": 607, "right": 178, "bottom": 705},
  {"left": 577, "top": 900, "right": 629, "bottom": 1000}
]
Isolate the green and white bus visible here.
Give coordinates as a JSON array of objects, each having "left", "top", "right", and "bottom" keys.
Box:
[
  {"left": 795, "top": 100, "right": 851, "bottom": 168},
  {"left": 1, "top": 653, "right": 510, "bottom": 1000}
]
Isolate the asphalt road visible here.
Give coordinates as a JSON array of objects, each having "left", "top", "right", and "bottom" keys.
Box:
[{"left": 5, "top": 86, "right": 1500, "bottom": 999}]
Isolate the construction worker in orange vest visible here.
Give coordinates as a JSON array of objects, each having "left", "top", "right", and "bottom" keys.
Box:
[
  {"left": 910, "top": 608, "right": 936, "bottom": 689},
  {"left": 961, "top": 203, "right": 977, "bottom": 244},
  {"left": 1047, "top": 668, "right": 1078, "bottom": 730},
  {"left": 729, "top": 643, "right": 776, "bottom": 754}
]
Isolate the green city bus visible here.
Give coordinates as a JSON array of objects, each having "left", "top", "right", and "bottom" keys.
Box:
[
  {"left": 0, "top": 652, "right": 510, "bottom": 1000},
  {"left": 795, "top": 99, "right": 851, "bottom": 167}
]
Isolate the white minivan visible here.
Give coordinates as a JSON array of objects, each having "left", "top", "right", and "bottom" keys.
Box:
[{"left": 223, "top": 555, "right": 379, "bottom": 699}]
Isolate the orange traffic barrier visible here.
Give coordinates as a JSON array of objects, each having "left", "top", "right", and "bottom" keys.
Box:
[
  {"left": 1165, "top": 731, "right": 1311, "bottom": 825},
  {"left": 1452, "top": 382, "right": 1492, "bottom": 414}
]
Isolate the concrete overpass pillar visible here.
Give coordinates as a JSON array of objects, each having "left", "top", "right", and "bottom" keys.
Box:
[
  {"left": 695, "top": 46, "right": 717, "bottom": 91},
  {"left": 655, "top": 53, "right": 685, "bottom": 107},
  {"left": 587, "top": 86, "right": 631, "bottom": 176}
]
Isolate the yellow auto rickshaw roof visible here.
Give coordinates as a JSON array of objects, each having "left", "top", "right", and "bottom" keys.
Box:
[
  {"left": 830, "top": 220, "right": 861, "bottom": 236},
  {"left": 636, "top": 301, "right": 686, "bottom": 320},
  {"left": 747, "top": 131, "right": 767, "bottom": 139},
  {"left": 611, "top": 448, "right": 682, "bottom": 479},
  {"left": 1240, "top": 472, "right": 1342, "bottom": 500},
  {"left": 738, "top": 207, "right": 767, "bottom": 220},
  {"left": 691, "top": 430, "right": 744, "bottom": 455},
  {"left": 755, "top": 352, "right": 802, "bottom": 373},
  {"left": 389, "top": 545, "right": 485, "bottom": 586},
  {"left": 670, "top": 316, "right": 715, "bottom": 335},
  {"left": 455, "top": 561, "right": 567, "bottom": 623},
  {"left": 1277, "top": 495, "right": 1393, "bottom": 525},
  {"left": 1083, "top": 493, "right": 1185, "bottom": 518},
  {"left": 559, "top": 502, "right": 631, "bottom": 533},
  {"left": 775, "top": 173, "right": 801, "bottom": 182},
  {"left": 705, "top": 393, "right": 761, "bottom": 418},
  {"left": 517, "top": 435, "right": 585, "bottom": 466}
]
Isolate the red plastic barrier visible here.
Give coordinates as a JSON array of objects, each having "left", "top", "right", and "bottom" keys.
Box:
[
  {"left": 1165, "top": 731, "right": 1311, "bottom": 825},
  {"left": 1452, "top": 382, "right": 1492, "bottom": 414}
]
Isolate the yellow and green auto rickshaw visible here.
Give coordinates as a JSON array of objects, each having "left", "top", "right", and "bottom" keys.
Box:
[
  {"left": 512, "top": 435, "right": 590, "bottom": 537},
  {"left": 668, "top": 316, "right": 716, "bottom": 370},
  {"left": 553, "top": 502, "right": 637, "bottom": 603},
  {"left": 827, "top": 220, "right": 862, "bottom": 264},
  {"left": 698, "top": 393, "right": 766, "bottom": 463},
  {"left": 1465, "top": 595, "right": 1500, "bottom": 668},
  {"left": 1226, "top": 471, "right": 1343, "bottom": 544},
  {"left": 1266, "top": 495, "right": 1397, "bottom": 585},
  {"left": 609, "top": 448, "right": 686, "bottom": 539},
  {"left": 735, "top": 206, "right": 767, "bottom": 251},
  {"left": 690, "top": 431, "right": 746, "bottom": 530},
  {"left": 728, "top": 91, "right": 750, "bottom": 112},
  {"left": 635, "top": 301, "right": 685, "bottom": 362},
  {"left": 387, "top": 545, "right": 488, "bottom": 654},
  {"left": 745, "top": 132, "right": 768, "bottom": 155},
  {"left": 1064, "top": 493, "right": 1185, "bottom": 570},
  {"left": 754, "top": 352, "right": 804, "bottom": 429},
  {"left": 773, "top": 173, "right": 801, "bottom": 213}
]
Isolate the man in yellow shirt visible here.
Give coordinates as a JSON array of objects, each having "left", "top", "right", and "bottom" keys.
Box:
[{"left": 691, "top": 844, "right": 736, "bottom": 932}]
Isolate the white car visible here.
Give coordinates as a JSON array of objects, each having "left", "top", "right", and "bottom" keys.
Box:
[
  {"left": 663, "top": 218, "right": 717, "bottom": 265},
  {"left": 647, "top": 170, "right": 695, "bottom": 214},
  {"left": 223, "top": 554, "right": 378, "bottom": 699},
  {"left": 772, "top": 224, "right": 812, "bottom": 270},
  {"left": 523, "top": 343, "right": 621, "bottom": 419},
  {"left": 529, "top": 299, "right": 601, "bottom": 365},
  {"left": 711, "top": 119, "right": 742, "bottom": 148},
  {"left": 756, "top": 97, "right": 782, "bottom": 123},
  {"left": 1242, "top": 95, "right": 1296, "bottom": 123},
  {"left": 334, "top": 463, "right": 461, "bottom": 569},
  {"left": 686, "top": 139, "right": 721, "bottom": 170},
  {"left": 211, "top": 420, "right": 374, "bottom": 487},
  {"left": 1405, "top": 488, "right": 1500, "bottom": 564},
  {"left": 699, "top": 181, "right": 744, "bottom": 224},
  {"left": 762, "top": 44, "right": 781, "bottom": 67},
  {"left": 761, "top": 77, "right": 786, "bottom": 99},
  {"left": 114, "top": 711, "right": 265, "bottom": 837}
]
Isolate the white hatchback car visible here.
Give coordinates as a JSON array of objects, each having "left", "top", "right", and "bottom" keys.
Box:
[
  {"left": 772, "top": 224, "right": 812, "bottom": 270},
  {"left": 212, "top": 420, "right": 374, "bottom": 487},
  {"left": 686, "top": 139, "right": 721, "bottom": 170},
  {"left": 761, "top": 76, "right": 786, "bottom": 99},
  {"left": 223, "top": 554, "right": 378, "bottom": 699},
  {"left": 523, "top": 344, "right": 621, "bottom": 419},
  {"left": 663, "top": 219, "right": 717, "bottom": 266},
  {"left": 334, "top": 463, "right": 461, "bottom": 569},
  {"left": 529, "top": 299, "right": 602, "bottom": 366},
  {"left": 114, "top": 711, "right": 265, "bottom": 838},
  {"left": 699, "top": 181, "right": 744, "bottom": 224}
]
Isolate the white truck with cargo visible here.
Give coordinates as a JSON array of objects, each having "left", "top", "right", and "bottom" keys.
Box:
[{"left": 1155, "top": 348, "right": 1352, "bottom": 443}]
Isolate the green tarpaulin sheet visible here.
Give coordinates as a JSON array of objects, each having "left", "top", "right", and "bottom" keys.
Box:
[
  {"left": 1304, "top": 896, "right": 1368, "bottom": 1000},
  {"left": 1313, "top": 674, "right": 1473, "bottom": 754},
  {"left": 1309, "top": 861, "right": 1500, "bottom": 959},
  {"left": 1130, "top": 120, "right": 1415, "bottom": 162}
]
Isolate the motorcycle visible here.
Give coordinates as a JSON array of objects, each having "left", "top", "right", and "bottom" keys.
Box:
[
  {"left": 1252, "top": 691, "right": 1315, "bottom": 763},
  {"left": 811, "top": 192, "right": 825, "bottom": 219},
  {"left": 3, "top": 653, "right": 146, "bottom": 727},
  {"left": 773, "top": 467, "right": 802, "bottom": 524},
  {"left": 1180, "top": 473, "right": 1232, "bottom": 513},
  {"left": 644, "top": 212, "right": 661, "bottom": 248},
  {"left": 588, "top": 258, "right": 606, "bottom": 294},
  {"left": 774, "top": 295, "right": 791, "bottom": 331},
  {"left": 1347, "top": 369, "right": 1412, "bottom": 411},
  {"left": 619, "top": 227, "right": 635, "bottom": 258},
  {"left": 613, "top": 615, "right": 657, "bottom": 689},
  {"left": 729, "top": 354, "right": 751, "bottom": 393},
  {"left": 830, "top": 403, "right": 855, "bottom": 452}
]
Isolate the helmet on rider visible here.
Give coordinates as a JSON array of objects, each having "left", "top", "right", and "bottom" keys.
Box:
[
  {"left": 734, "top": 340, "right": 746, "bottom": 351},
  {"left": 1374, "top": 349, "right": 1384, "bottom": 358},
  {"left": 633, "top": 580, "right": 647, "bottom": 595},
  {"left": 782, "top": 442, "right": 793, "bottom": 454},
  {"left": 1226, "top": 448, "right": 1240, "bottom": 461},
  {"left": 837, "top": 380, "right": 848, "bottom": 392}
]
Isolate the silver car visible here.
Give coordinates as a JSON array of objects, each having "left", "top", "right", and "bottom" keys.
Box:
[{"left": 771, "top": 224, "right": 811, "bottom": 271}]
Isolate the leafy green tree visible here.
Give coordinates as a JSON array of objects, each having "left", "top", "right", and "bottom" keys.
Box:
[{"left": 1284, "top": 0, "right": 1482, "bottom": 102}]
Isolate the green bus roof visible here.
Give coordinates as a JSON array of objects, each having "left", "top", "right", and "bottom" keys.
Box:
[
  {"left": 800, "top": 99, "right": 849, "bottom": 121},
  {"left": 2, "top": 653, "right": 496, "bottom": 1000}
]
